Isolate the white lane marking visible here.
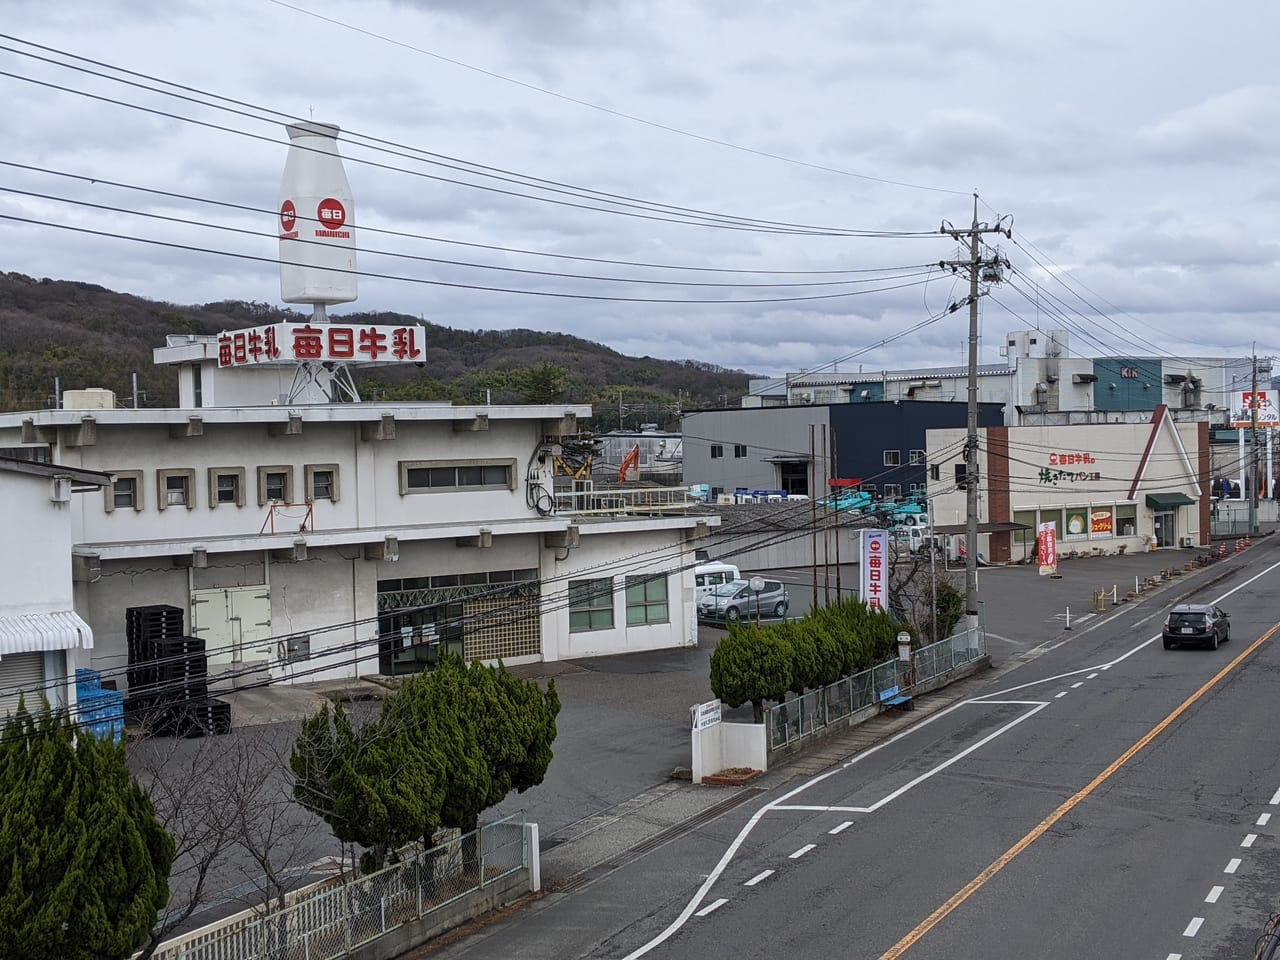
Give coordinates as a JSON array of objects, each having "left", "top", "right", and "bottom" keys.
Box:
[
  {"left": 1055, "top": 691, "right": 1068, "bottom": 699},
  {"left": 1270, "top": 787, "right": 1280, "bottom": 805},
  {"left": 776, "top": 805, "right": 869, "bottom": 812},
  {"left": 1242, "top": 834, "right": 1257, "bottom": 848},
  {"left": 1258, "top": 812, "right": 1272, "bottom": 827},
  {"left": 1071, "top": 681, "right": 1084, "bottom": 689},
  {"left": 695, "top": 898, "right": 727, "bottom": 917},
  {"left": 1183, "top": 917, "right": 1204, "bottom": 937},
  {"left": 1205, "top": 885, "right": 1223, "bottom": 903},
  {"left": 744, "top": 870, "right": 773, "bottom": 887},
  {"left": 829, "top": 821, "right": 853, "bottom": 835},
  {"left": 789, "top": 844, "right": 816, "bottom": 859},
  {"left": 618, "top": 559, "right": 1280, "bottom": 960},
  {"left": 1166, "top": 954, "right": 1182, "bottom": 960},
  {"left": 1225, "top": 858, "right": 1241, "bottom": 874},
  {"left": 1087, "top": 672, "right": 1099, "bottom": 679},
  {"left": 620, "top": 699, "right": 1046, "bottom": 960}
]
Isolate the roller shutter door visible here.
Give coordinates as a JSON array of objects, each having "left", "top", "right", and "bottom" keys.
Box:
[{"left": 0, "top": 652, "right": 46, "bottom": 718}]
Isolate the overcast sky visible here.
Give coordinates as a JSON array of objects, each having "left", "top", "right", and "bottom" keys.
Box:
[{"left": 3, "top": 0, "right": 1279, "bottom": 379}]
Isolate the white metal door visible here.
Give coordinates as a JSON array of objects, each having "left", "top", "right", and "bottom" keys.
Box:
[{"left": 191, "top": 585, "right": 272, "bottom": 665}]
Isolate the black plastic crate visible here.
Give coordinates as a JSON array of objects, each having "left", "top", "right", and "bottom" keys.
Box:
[{"left": 155, "top": 698, "right": 231, "bottom": 738}]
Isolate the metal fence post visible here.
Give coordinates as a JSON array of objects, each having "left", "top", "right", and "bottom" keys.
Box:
[
  {"left": 381, "top": 894, "right": 387, "bottom": 933},
  {"left": 479, "top": 825, "right": 486, "bottom": 889}
]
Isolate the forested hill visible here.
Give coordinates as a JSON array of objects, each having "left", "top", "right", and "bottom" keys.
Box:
[{"left": 0, "top": 272, "right": 755, "bottom": 428}]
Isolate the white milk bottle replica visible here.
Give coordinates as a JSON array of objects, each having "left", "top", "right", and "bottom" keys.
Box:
[{"left": 278, "top": 122, "right": 358, "bottom": 307}]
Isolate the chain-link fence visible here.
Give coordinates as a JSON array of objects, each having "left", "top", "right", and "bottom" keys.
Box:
[
  {"left": 767, "top": 626, "right": 986, "bottom": 751},
  {"left": 148, "top": 814, "right": 527, "bottom": 960}
]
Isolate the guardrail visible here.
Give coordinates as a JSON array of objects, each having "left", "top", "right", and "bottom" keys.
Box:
[
  {"left": 144, "top": 814, "right": 527, "bottom": 960},
  {"left": 554, "top": 485, "right": 702, "bottom": 516},
  {"left": 766, "top": 627, "right": 986, "bottom": 751}
]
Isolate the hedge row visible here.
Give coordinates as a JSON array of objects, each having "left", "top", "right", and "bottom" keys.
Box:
[{"left": 708, "top": 598, "right": 912, "bottom": 722}]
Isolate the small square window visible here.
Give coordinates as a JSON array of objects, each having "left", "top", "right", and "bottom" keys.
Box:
[
  {"left": 733, "top": 444, "right": 747, "bottom": 458},
  {"left": 909, "top": 449, "right": 925, "bottom": 465},
  {"left": 710, "top": 445, "right": 723, "bottom": 459},
  {"left": 311, "top": 470, "right": 334, "bottom": 500},
  {"left": 884, "top": 483, "right": 902, "bottom": 498},
  {"left": 113, "top": 476, "right": 137, "bottom": 509},
  {"left": 883, "top": 450, "right": 901, "bottom": 467},
  {"left": 166, "top": 475, "right": 188, "bottom": 506},
  {"left": 266, "top": 472, "right": 287, "bottom": 501},
  {"left": 156, "top": 469, "right": 195, "bottom": 511}
]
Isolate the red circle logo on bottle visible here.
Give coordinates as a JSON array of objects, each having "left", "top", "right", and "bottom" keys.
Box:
[
  {"left": 279, "top": 200, "right": 296, "bottom": 232},
  {"left": 317, "top": 198, "right": 347, "bottom": 231}
]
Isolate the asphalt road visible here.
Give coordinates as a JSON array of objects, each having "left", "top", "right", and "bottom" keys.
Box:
[{"left": 421, "top": 546, "right": 1280, "bottom": 959}]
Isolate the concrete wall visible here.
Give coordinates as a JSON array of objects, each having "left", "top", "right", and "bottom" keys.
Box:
[
  {"left": 0, "top": 471, "right": 75, "bottom": 617},
  {"left": 543, "top": 527, "right": 699, "bottom": 661}
]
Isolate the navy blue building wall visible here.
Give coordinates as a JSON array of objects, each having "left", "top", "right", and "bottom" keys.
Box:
[{"left": 828, "top": 401, "right": 1004, "bottom": 495}]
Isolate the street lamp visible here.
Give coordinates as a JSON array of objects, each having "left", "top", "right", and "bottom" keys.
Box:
[{"left": 750, "top": 575, "right": 766, "bottom": 626}]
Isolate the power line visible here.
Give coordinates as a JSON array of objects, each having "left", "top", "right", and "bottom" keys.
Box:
[
  {"left": 260, "top": 2, "right": 970, "bottom": 198},
  {"left": 0, "top": 212, "right": 939, "bottom": 305},
  {"left": 0, "top": 159, "right": 927, "bottom": 277},
  {"left": 0, "top": 38, "right": 943, "bottom": 238},
  {"left": 0, "top": 184, "right": 938, "bottom": 291}
]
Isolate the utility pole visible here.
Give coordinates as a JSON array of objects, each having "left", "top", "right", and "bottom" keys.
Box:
[
  {"left": 940, "top": 195, "right": 1011, "bottom": 633},
  {"left": 1250, "top": 346, "right": 1259, "bottom": 535}
]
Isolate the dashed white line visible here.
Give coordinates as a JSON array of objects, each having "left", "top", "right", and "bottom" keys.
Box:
[
  {"left": 829, "top": 821, "right": 853, "bottom": 835},
  {"left": 695, "top": 898, "right": 728, "bottom": 917},
  {"left": 1183, "top": 917, "right": 1204, "bottom": 937},
  {"left": 1225, "top": 858, "right": 1242, "bottom": 874},
  {"left": 1258, "top": 812, "right": 1272, "bottom": 827},
  {"left": 1242, "top": 834, "right": 1258, "bottom": 848},
  {"left": 1071, "top": 681, "right": 1084, "bottom": 689},
  {"left": 1166, "top": 954, "right": 1182, "bottom": 960},
  {"left": 1054, "top": 691, "right": 1068, "bottom": 699},
  {"left": 1205, "top": 885, "right": 1223, "bottom": 904},
  {"left": 1088, "top": 672, "right": 1100, "bottom": 679},
  {"left": 1270, "top": 787, "right": 1280, "bottom": 805},
  {"left": 744, "top": 870, "right": 773, "bottom": 887},
  {"left": 789, "top": 844, "right": 816, "bottom": 859}
]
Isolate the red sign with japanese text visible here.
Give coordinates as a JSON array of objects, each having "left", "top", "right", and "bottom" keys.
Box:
[{"left": 217, "top": 322, "right": 425, "bottom": 367}]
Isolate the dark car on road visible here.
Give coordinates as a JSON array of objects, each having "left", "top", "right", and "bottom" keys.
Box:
[{"left": 1163, "top": 603, "right": 1230, "bottom": 650}]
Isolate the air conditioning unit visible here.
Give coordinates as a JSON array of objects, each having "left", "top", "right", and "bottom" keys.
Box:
[
  {"left": 798, "top": 392, "right": 814, "bottom": 404},
  {"left": 1180, "top": 536, "right": 1194, "bottom": 548}
]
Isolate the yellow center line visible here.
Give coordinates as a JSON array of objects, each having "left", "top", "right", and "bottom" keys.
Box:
[{"left": 881, "top": 622, "right": 1280, "bottom": 960}]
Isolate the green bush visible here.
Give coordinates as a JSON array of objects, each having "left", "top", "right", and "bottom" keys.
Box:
[{"left": 709, "top": 625, "right": 792, "bottom": 722}]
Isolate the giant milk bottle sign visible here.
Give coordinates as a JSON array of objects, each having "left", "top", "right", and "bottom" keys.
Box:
[{"left": 278, "top": 122, "right": 358, "bottom": 305}]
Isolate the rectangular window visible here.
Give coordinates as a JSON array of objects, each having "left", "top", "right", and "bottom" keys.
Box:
[
  {"left": 208, "top": 467, "right": 245, "bottom": 508},
  {"left": 1115, "top": 503, "right": 1138, "bottom": 538},
  {"left": 734, "top": 444, "right": 747, "bottom": 458},
  {"left": 568, "top": 579, "right": 614, "bottom": 633},
  {"left": 625, "top": 575, "right": 669, "bottom": 626},
  {"left": 909, "top": 449, "right": 925, "bottom": 465},
  {"left": 883, "top": 450, "right": 901, "bottom": 466},
  {"left": 257, "top": 465, "right": 293, "bottom": 506},
  {"left": 710, "top": 445, "right": 723, "bottom": 459},
  {"left": 860, "top": 483, "right": 877, "bottom": 496},
  {"left": 884, "top": 483, "right": 902, "bottom": 498},
  {"left": 309, "top": 468, "right": 336, "bottom": 501},
  {"left": 400, "top": 459, "right": 515, "bottom": 494},
  {"left": 191, "top": 363, "right": 203, "bottom": 408},
  {"left": 909, "top": 482, "right": 925, "bottom": 494},
  {"left": 108, "top": 473, "right": 142, "bottom": 511},
  {"left": 156, "top": 469, "right": 195, "bottom": 512}
]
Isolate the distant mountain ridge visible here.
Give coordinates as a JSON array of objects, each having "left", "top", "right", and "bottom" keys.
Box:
[{"left": 0, "top": 271, "right": 755, "bottom": 426}]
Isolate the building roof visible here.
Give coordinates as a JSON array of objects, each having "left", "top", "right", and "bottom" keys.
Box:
[{"left": 0, "top": 455, "right": 110, "bottom": 487}]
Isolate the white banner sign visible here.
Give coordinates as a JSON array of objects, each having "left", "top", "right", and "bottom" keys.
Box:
[
  {"left": 217, "top": 322, "right": 425, "bottom": 368},
  {"left": 691, "top": 699, "right": 722, "bottom": 731},
  {"left": 860, "top": 528, "right": 888, "bottom": 613}
]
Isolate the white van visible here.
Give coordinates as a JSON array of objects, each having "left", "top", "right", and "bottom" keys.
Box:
[{"left": 694, "top": 561, "right": 741, "bottom": 600}]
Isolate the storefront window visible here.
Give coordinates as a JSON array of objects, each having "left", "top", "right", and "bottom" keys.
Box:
[
  {"left": 1089, "top": 506, "right": 1114, "bottom": 538},
  {"left": 1064, "top": 508, "right": 1089, "bottom": 540},
  {"left": 1039, "top": 509, "right": 1063, "bottom": 538},
  {"left": 1115, "top": 504, "right": 1138, "bottom": 537},
  {"left": 1013, "top": 510, "right": 1037, "bottom": 557}
]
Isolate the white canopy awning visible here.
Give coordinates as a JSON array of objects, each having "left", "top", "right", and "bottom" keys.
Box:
[{"left": 0, "top": 612, "right": 94, "bottom": 655}]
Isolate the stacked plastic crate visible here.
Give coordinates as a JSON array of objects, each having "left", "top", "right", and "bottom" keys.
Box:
[
  {"left": 124, "top": 605, "right": 231, "bottom": 736},
  {"left": 74, "top": 667, "right": 125, "bottom": 743}
]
